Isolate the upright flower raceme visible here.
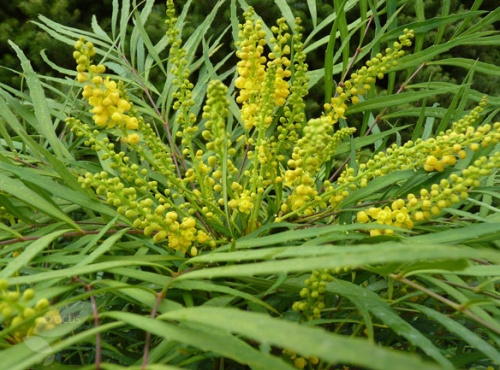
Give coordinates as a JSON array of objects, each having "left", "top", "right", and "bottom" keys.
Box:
[
  {"left": 234, "top": 7, "right": 292, "bottom": 131},
  {"left": 325, "top": 29, "right": 414, "bottom": 121},
  {"left": 278, "top": 30, "right": 415, "bottom": 221},
  {"left": 72, "top": 37, "right": 139, "bottom": 143}
]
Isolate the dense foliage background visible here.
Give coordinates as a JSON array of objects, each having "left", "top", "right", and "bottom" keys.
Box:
[{"left": 2, "top": 0, "right": 500, "bottom": 105}]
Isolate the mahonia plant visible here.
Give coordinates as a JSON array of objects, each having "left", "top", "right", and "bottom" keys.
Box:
[{"left": 66, "top": 1, "right": 500, "bottom": 257}]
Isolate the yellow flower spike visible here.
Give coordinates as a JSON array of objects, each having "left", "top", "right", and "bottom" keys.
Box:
[{"left": 73, "top": 37, "right": 142, "bottom": 134}]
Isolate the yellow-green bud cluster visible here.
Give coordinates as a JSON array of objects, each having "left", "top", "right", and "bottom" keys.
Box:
[
  {"left": 166, "top": 0, "right": 196, "bottom": 134},
  {"left": 0, "top": 280, "right": 61, "bottom": 343},
  {"left": 73, "top": 36, "right": 97, "bottom": 83},
  {"left": 292, "top": 269, "right": 333, "bottom": 321},
  {"left": 330, "top": 98, "right": 498, "bottom": 209},
  {"left": 202, "top": 80, "right": 231, "bottom": 153},
  {"left": 357, "top": 151, "right": 500, "bottom": 236},
  {"left": 324, "top": 29, "right": 414, "bottom": 123},
  {"left": 281, "top": 174, "right": 325, "bottom": 217},
  {"left": 78, "top": 170, "right": 211, "bottom": 254},
  {"left": 282, "top": 348, "right": 319, "bottom": 369},
  {"left": 277, "top": 18, "right": 308, "bottom": 149},
  {"left": 291, "top": 117, "right": 357, "bottom": 176}
]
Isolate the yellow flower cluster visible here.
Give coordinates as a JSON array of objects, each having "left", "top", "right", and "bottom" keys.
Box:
[
  {"left": 228, "top": 188, "right": 254, "bottom": 215},
  {"left": 73, "top": 37, "right": 140, "bottom": 144},
  {"left": 0, "top": 280, "right": 61, "bottom": 343},
  {"left": 235, "top": 9, "right": 267, "bottom": 104},
  {"left": 281, "top": 174, "right": 324, "bottom": 217},
  {"left": 356, "top": 201, "right": 414, "bottom": 236},
  {"left": 269, "top": 18, "right": 292, "bottom": 106},
  {"left": 235, "top": 8, "right": 292, "bottom": 130},
  {"left": 357, "top": 148, "right": 500, "bottom": 236}
]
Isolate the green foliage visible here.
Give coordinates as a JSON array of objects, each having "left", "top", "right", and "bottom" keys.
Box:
[{"left": 0, "top": 1, "right": 499, "bottom": 369}]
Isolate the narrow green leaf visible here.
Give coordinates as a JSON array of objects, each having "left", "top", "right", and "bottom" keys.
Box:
[
  {"left": 421, "top": 274, "right": 500, "bottom": 330},
  {"left": 306, "top": 0, "right": 317, "bottom": 28},
  {"left": 325, "top": 279, "right": 454, "bottom": 368},
  {"left": 111, "top": 0, "right": 119, "bottom": 39},
  {"left": 173, "top": 280, "right": 280, "bottom": 314},
  {"left": 119, "top": 0, "right": 131, "bottom": 49},
  {"left": 157, "top": 307, "right": 445, "bottom": 370},
  {"left": 75, "top": 224, "right": 127, "bottom": 267},
  {"left": 410, "top": 223, "right": 500, "bottom": 245},
  {"left": 0, "top": 322, "right": 122, "bottom": 370},
  {"left": 0, "top": 176, "right": 80, "bottom": 229},
  {"left": 104, "top": 311, "right": 296, "bottom": 370},
  {"left": 181, "top": 243, "right": 497, "bottom": 280},
  {"left": 335, "top": 125, "right": 410, "bottom": 154},
  {"left": 324, "top": 0, "right": 348, "bottom": 102},
  {"left": 0, "top": 230, "right": 70, "bottom": 278},
  {"left": 0, "top": 162, "right": 116, "bottom": 218},
  {"left": 428, "top": 57, "right": 500, "bottom": 76},
  {"left": 380, "top": 12, "right": 485, "bottom": 42},
  {"left": 8, "top": 261, "right": 166, "bottom": 285},
  {"left": 183, "top": 0, "right": 226, "bottom": 66},
  {"left": 303, "top": 0, "right": 360, "bottom": 48},
  {"left": 91, "top": 15, "right": 111, "bottom": 41},
  {"left": 347, "top": 86, "right": 461, "bottom": 115},
  {"left": 8, "top": 41, "right": 71, "bottom": 159},
  {"left": 130, "top": 2, "right": 167, "bottom": 77},
  {"left": 341, "top": 170, "right": 415, "bottom": 206}
]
